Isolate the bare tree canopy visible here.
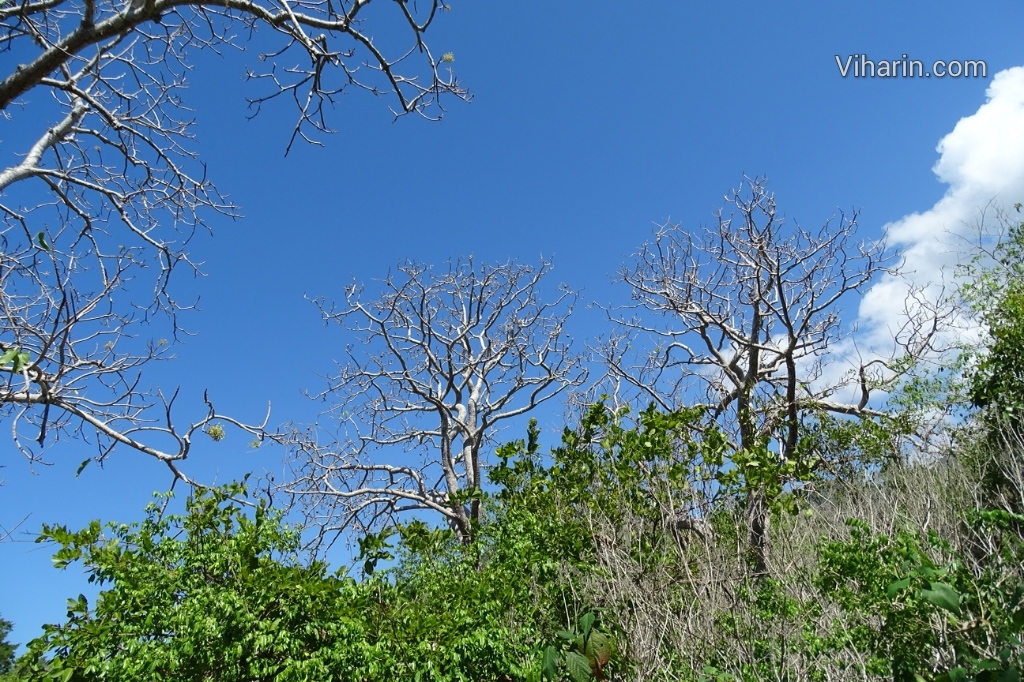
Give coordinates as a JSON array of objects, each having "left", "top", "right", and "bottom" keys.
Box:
[
  {"left": 1, "top": 0, "right": 465, "bottom": 477},
  {"left": 283, "top": 257, "right": 586, "bottom": 549},
  {"left": 603, "top": 178, "right": 946, "bottom": 573}
]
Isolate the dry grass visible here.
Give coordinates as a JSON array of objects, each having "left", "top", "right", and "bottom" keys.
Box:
[{"left": 564, "top": 431, "right": 1024, "bottom": 681}]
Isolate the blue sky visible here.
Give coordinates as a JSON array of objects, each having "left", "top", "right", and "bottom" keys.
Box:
[{"left": 4, "top": 0, "right": 1024, "bottom": 649}]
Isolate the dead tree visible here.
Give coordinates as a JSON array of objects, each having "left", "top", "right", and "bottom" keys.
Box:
[
  {"left": 283, "top": 258, "right": 586, "bottom": 550},
  {"left": 1, "top": 0, "right": 465, "bottom": 477},
  {"left": 605, "top": 178, "right": 943, "bottom": 575}
]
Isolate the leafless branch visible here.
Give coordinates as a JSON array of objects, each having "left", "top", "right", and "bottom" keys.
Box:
[
  {"left": 281, "top": 257, "right": 586, "bottom": 551},
  {"left": 1, "top": 0, "right": 465, "bottom": 479},
  {"left": 600, "top": 177, "right": 948, "bottom": 574}
]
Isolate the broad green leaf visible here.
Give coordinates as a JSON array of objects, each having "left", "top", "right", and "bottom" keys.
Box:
[
  {"left": 887, "top": 577, "right": 912, "bottom": 597},
  {"left": 541, "top": 646, "right": 560, "bottom": 681},
  {"left": 0, "top": 348, "right": 30, "bottom": 372},
  {"left": 564, "top": 651, "right": 592, "bottom": 682},
  {"left": 584, "top": 630, "right": 613, "bottom": 668},
  {"left": 579, "top": 611, "right": 595, "bottom": 638},
  {"left": 10, "top": 351, "right": 30, "bottom": 373},
  {"left": 921, "top": 581, "right": 961, "bottom": 616}
]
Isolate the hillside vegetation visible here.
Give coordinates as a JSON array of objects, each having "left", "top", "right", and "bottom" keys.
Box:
[{"left": 4, "top": 202, "right": 1024, "bottom": 682}]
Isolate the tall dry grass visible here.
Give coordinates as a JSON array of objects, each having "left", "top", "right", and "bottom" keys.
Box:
[{"left": 566, "top": 428, "right": 1024, "bottom": 681}]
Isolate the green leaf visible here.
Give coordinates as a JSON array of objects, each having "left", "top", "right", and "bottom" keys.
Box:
[
  {"left": 564, "top": 651, "right": 592, "bottom": 682},
  {"left": 887, "top": 577, "right": 912, "bottom": 597},
  {"left": 76, "top": 459, "right": 92, "bottom": 477},
  {"left": 10, "top": 351, "right": 30, "bottom": 373},
  {"left": 921, "top": 581, "right": 961, "bottom": 616},
  {"left": 579, "top": 611, "right": 595, "bottom": 638},
  {"left": 584, "top": 631, "right": 613, "bottom": 668},
  {"left": 36, "top": 231, "right": 51, "bottom": 251},
  {"left": 1012, "top": 604, "right": 1024, "bottom": 629},
  {"left": 0, "top": 347, "right": 31, "bottom": 372},
  {"left": 541, "top": 646, "right": 560, "bottom": 681}
]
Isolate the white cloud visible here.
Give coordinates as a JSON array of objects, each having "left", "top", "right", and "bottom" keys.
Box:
[{"left": 856, "top": 66, "right": 1024, "bottom": 357}]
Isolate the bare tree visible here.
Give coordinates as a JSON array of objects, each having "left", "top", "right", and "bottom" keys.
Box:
[
  {"left": 283, "top": 258, "right": 586, "bottom": 549},
  {"left": 1, "top": 0, "right": 466, "bottom": 477},
  {"left": 604, "top": 178, "right": 944, "bottom": 574}
]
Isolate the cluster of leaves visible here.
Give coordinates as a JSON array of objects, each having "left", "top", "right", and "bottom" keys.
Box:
[
  {"left": 961, "top": 205, "right": 1024, "bottom": 430},
  {"left": 5, "top": 406, "right": 662, "bottom": 681},
  {"left": 816, "top": 511, "right": 1024, "bottom": 682},
  {"left": 0, "top": 348, "right": 30, "bottom": 374},
  {"left": 2, "top": 475, "right": 596, "bottom": 681},
  {"left": 493, "top": 403, "right": 742, "bottom": 565},
  {"left": 689, "top": 511, "right": 1024, "bottom": 682},
  {"left": 7, "top": 483, "right": 378, "bottom": 681},
  {"left": 0, "top": 614, "right": 15, "bottom": 676},
  {"left": 537, "top": 613, "right": 616, "bottom": 682},
  {"left": 956, "top": 207, "right": 1024, "bottom": 514},
  {"left": 698, "top": 577, "right": 830, "bottom": 682}
]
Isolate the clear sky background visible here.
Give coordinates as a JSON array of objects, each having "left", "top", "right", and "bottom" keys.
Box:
[{"left": 4, "top": 0, "right": 1024, "bottom": 649}]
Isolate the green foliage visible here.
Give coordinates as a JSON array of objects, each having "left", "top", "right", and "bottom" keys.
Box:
[
  {"left": 11, "top": 477, "right": 576, "bottom": 682},
  {"left": 489, "top": 416, "right": 597, "bottom": 576},
  {"left": 0, "top": 614, "right": 16, "bottom": 675},
  {"left": 955, "top": 207, "right": 1024, "bottom": 507},
  {"left": 961, "top": 207, "right": 1024, "bottom": 431},
  {"left": 817, "top": 521, "right": 951, "bottom": 677},
  {"left": 694, "top": 573, "right": 847, "bottom": 682},
  {"left": 494, "top": 403, "right": 726, "bottom": 529},
  {"left": 817, "top": 516, "right": 1024, "bottom": 682},
  {"left": 15, "top": 390, "right": 1024, "bottom": 682},
  {"left": 356, "top": 527, "right": 396, "bottom": 576},
  {"left": 204, "top": 423, "right": 226, "bottom": 441},
  {"left": 0, "top": 347, "right": 31, "bottom": 373},
  {"left": 490, "top": 400, "right": 1024, "bottom": 682},
  {"left": 10, "top": 482, "right": 380, "bottom": 681},
  {"left": 802, "top": 407, "right": 917, "bottom": 475},
  {"left": 372, "top": 522, "right": 559, "bottom": 682},
  {"left": 971, "top": 284, "right": 1024, "bottom": 427},
  {"left": 537, "top": 612, "right": 617, "bottom": 682}
]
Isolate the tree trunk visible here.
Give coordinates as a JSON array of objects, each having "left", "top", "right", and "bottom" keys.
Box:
[{"left": 746, "top": 487, "right": 770, "bottom": 577}]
